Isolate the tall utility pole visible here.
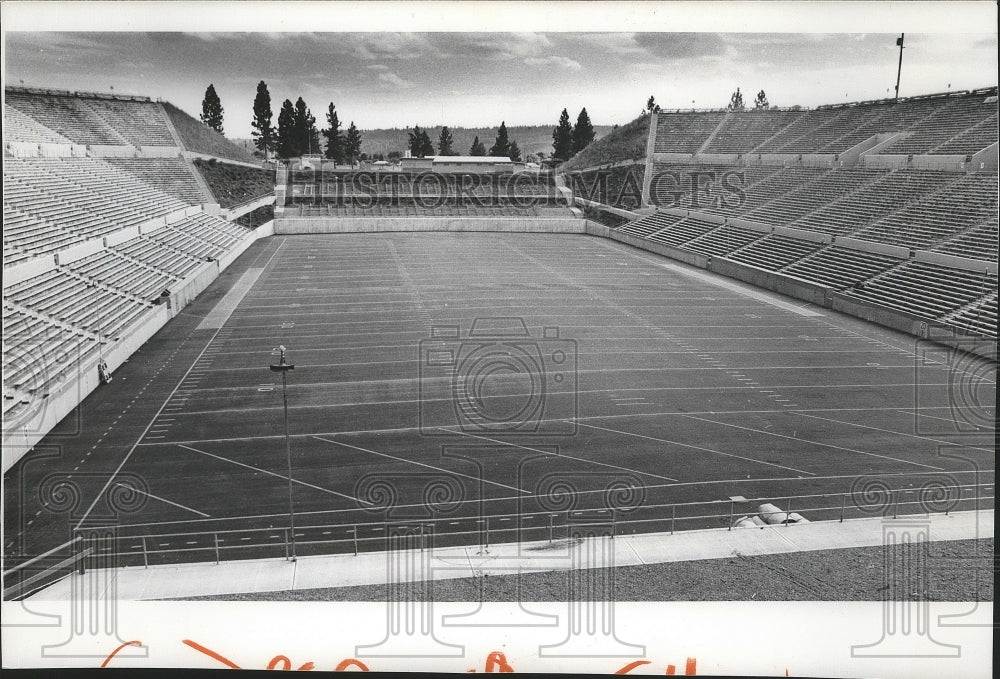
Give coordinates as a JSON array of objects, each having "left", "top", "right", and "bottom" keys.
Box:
[
  {"left": 270, "top": 345, "right": 296, "bottom": 561},
  {"left": 894, "top": 34, "right": 905, "bottom": 100}
]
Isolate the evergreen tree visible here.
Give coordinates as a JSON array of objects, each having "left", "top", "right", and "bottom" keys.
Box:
[
  {"left": 408, "top": 125, "right": 426, "bottom": 157},
  {"left": 644, "top": 95, "right": 660, "bottom": 115},
  {"left": 727, "top": 87, "right": 745, "bottom": 112},
  {"left": 322, "top": 103, "right": 344, "bottom": 162},
  {"left": 469, "top": 135, "right": 486, "bottom": 156},
  {"left": 345, "top": 122, "right": 363, "bottom": 166},
  {"left": 488, "top": 121, "right": 511, "bottom": 157},
  {"left": 293, "top": 97, "right": 319, "bottom": 155},
  {"left": 200, "top": 84, "right": 225, "bottom": 135},
  {"left": 551, "top": 108, "right": 573, "bottom": 161},
  {"left": 571, "top": 108, "right": 595, "bottom": 155},
  {"left": 754, "top": 89, "right": 770, "bottom": 110},
  {"left": 508, "top": 140, "right": 522, "bottom": 162},
  {"left": 275, "top": 99, "right": 297, "bottom": 159},
  {"left": 250, "top": 81, "right": 274, "bottom": 159},
  {"left": 437, "top": 126, "right": 456, "bottom": 156},
  {"left": 419, "top": 129, "right": 435, "bottom": 157}
]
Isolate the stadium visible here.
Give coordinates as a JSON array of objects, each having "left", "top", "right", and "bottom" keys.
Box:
[{"left": 2, "top": 46, "right": 996, "bottom": 615}]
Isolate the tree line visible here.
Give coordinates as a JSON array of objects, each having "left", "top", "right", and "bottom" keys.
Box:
[{"left": 198, "top": 83, "right": 600, "bottom": 165}]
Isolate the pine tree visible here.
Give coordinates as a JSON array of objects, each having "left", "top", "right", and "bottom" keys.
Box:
[
  {"left": 551, "top": 108, "right": 573, "bottom": 161},
  {"left": 571, "top": 108, "right": 595, "bottom": 155},
  {"left": 408, "top": 125, "right": 425, "bottom": 157},
  {"left": 200, "top": 84, "right": 225, "bottom": 135},
  {"left": 275, "top": 99, "right": 297, "bottom": 159},
  {"left": 644, "top": 95, "right": 660, "bottom": 115},
  {"left": 754, "top": 90, "right": 770, "bottom": 110},
  {"left": 437, "top": 126, "right": 456, "bottom": 156},
  {"left": 508, "top": 140, "right": 522, "bottom": 162},
  {"left": 250, "top": 81, "right": 274, "bottom": 159},
  {"left": 727, "top": 87, "right": 745, "bottom": 112},
  {"left": 487, "top": 121, "right": 511, "bottom": 158},
  {"left": 419, "top": 129, "right": 435, "bottom": 157},
  {"left": 322, "top": 103, "right": 344, "bottom": 162},
  {"left": 345, "top": 122, "right": 363, "bottom": 166},
  {"left": 469, "top": 135, "right": 486, "bottom": 156},
  {"left": 293, "top": 97, "right": 319, "bottom": 155}
]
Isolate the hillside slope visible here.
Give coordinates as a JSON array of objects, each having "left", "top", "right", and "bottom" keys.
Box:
[
  {"left": 560, "top": 114, "right": 650, "bottom": 172},
  {"left": 162, "top": 101, "right": 259, "bottom": 164}
]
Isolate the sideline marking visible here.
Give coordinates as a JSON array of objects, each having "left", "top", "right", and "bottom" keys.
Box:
[
  {"left": 197, "top": 267, "right": 268, "bottom": 330},
  {"left": 177, "top": 443, "right": 371, "bottom": 504},
  {"left": 312, "top": 435, "right": 531, "bottom": 494},
  {"left": 436, "top": 427, "right": 680, "bottom": 482},
  {"left": 592, "top": 237, "right": 824, "bottom": 317},
  {"left": 72, "top": 239, "right": 288, "bottom": 531},
  {"left": 574, "top": 421, "right": 816, "bottom": 476},
  {"left": 115, "top": 482, "right": 209, "bottom": 517}
]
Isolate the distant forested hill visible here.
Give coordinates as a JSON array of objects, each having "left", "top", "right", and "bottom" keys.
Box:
[{"left": 359, "top": 124, "right": 613, "bottom": 159}]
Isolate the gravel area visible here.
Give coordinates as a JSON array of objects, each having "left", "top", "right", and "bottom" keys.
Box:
[{"left": 181, "top": 538, "right": 993, "bottom": 602}]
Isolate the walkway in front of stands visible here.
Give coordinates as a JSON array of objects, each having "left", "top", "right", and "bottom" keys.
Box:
[{"left": 32, "top": 510, "right": 991, "bottom": 601}]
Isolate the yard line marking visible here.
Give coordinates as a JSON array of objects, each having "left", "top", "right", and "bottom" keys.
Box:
[
  {"left": 311, "top": 435, "right": 530, "bottom": 494},
  {"left": 71, "top": 241, "right": 289, "bottom": 531},
  {"left": 789, "top": 412, "right": 995, "bottom": 454},
  {"left": 113, "top": 482, "right": 209, "bottom": 517},
  {"left": 573, "top": 421, "right": 815, "bottom": 476},
  {"left": 435, "top": 428, "right": 681, "bottom": 482},
  {"left": 176, "top": 443, "right": 372, "bottom": 505},
  {"left": 677, "top": 414, "right": 945, "bottom": 470}
]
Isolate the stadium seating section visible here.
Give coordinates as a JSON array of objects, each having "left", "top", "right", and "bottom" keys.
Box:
[
  {"left": 648, "top": 89, "right": 996, "bottom": 156},
  {"left": 104, "top": 157, "right": 210, "bottom": 205}
]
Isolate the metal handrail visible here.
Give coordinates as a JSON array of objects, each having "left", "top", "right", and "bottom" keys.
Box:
[{"left": 73, "top": 482, "right": 993, "bottom": 567}]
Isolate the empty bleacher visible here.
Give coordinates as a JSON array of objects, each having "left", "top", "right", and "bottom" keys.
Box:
[
  {"left": 883, "top": 95, "right": 998, "bottom": 155},
  {"left": 616, "top": 211, "right": 686, "bottom": 238},
  {"left": 843, "top": 261, "right": 997, "bottom": 320},
  {"left": 62, "top": 249, "right": 179, "bottom": 301},
  {"left": 653, "top": 112, "right": 726, "bottom": 153},
  {"left": 792, "top": 169, "right": 957, "bottom": 237},
  {"left": 852, "top": 171, "right": 998, "bottom": 249},
  {"left": 4, "top": 267, "right": 152, "bottom": 339},
  {"left": 944, "top": 292, "right": 998, "bottom": 338},
  {"left": 82, "top": 98, "right": 176, "bottom": 147},
  {"left": 110, "top": 236, "right": 205, "bottom": 279},
  {"left": 744, "top": 168, "right": 887, "bottom": 225},
  {"left": 5, "top": 90, "right": 126, "bottom": 146},
  {"left": 3, "top": 303, "right": 99, "bottom": 395},
  {"left": 646, "top": 216, "right": 722, "bottom": 247},
  {"left": 4, "top": 104, "right": 71, "bottom": 145},
  {"left": 934, "top": 112, "right": 999, "bottom": 155},
  {"left": 681, "top": 224, "right": 765, "bottom": 257},
  {"left": 104, "top": 157, "right": 209, "bottom": 205},
  {"left": 932, "top": 217, "right": 999, "bottom": 262},
  {"left": 781, "top": 246, "right": 905, "bottom": 291},
  {"left": 726, "top": 234, "right": 825, "bottom": 271},
  {"left": 703, "top": 111, "right": 801, "bottom": 154}
]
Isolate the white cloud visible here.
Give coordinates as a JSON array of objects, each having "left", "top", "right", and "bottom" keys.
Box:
[
  {"left": 524, "top": 56, "right": 582, "bottom": 70},
  {"left": 377, "top": 71, "right": 414, "bottom": 89}
]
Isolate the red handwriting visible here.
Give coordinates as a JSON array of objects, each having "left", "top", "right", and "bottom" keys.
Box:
[
  {"left": 100, "top": 640, "right": 143, "bottom": 667},
  {"left": 106, "top": 640, "right": 704, "bottom": 674}
]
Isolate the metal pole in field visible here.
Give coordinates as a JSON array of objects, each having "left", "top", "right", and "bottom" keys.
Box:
[{"left": 271, "top": 346, "right": 296, "bottom": 561}]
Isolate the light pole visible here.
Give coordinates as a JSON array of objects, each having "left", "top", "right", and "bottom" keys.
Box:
[{"left": 270, "top": 345, "right": 296, "bottom": 561}]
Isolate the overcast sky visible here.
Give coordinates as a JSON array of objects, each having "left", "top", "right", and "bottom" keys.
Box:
[{"left": 4, "top": 12, "right": 997, "bottom": 138}]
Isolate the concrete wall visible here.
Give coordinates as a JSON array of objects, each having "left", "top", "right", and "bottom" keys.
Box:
[
  {"left": 88, "top": 145, "right": 137, "bottom": 157},
  {"left": 2, "top": 226, "right": 270, "bottom": 472},
  {"left": 224, "top": 194, "right": 275, "bottom": 221},
  {"left": 274, "top": 217, "right": 588, "bottom": 234},
  {"left": 2, "top": 303, "right": 170, "bottom": 472}
]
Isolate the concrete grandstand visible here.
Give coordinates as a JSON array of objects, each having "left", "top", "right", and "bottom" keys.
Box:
[{"left": 2, "top": 83, "right": 996, "bottom": 606}]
